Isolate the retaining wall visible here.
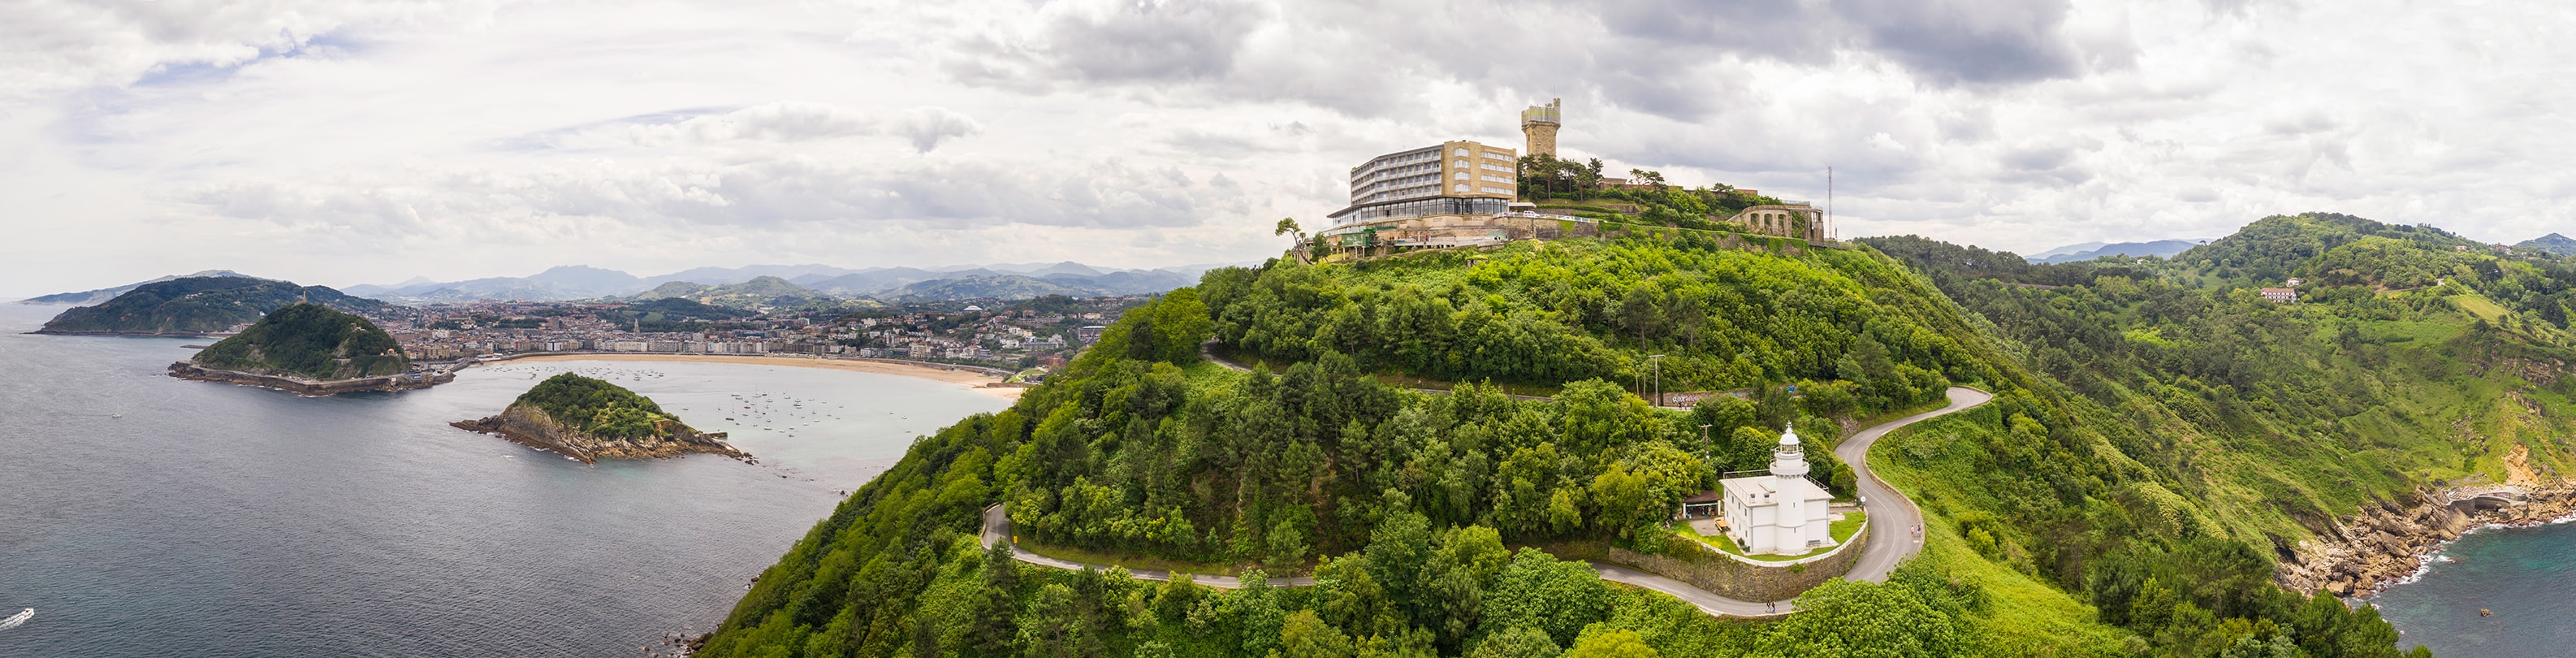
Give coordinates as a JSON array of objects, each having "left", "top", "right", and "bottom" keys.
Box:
[{"left": 1608, "top": 524, "right": 1869, "bottom": 602}]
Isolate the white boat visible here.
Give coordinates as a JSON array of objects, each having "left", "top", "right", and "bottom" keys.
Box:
[{"left": 0, "top": 608, "right": 31, "bottom": 630}]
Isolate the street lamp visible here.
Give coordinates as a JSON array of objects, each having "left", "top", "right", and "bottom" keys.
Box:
[{"left": 1699, "top": 423, "right": 1714, "bottom": 450}]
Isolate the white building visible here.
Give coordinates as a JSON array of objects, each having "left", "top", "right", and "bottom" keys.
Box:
[{"left": 1719, "top": 425, "right": 1836, "bottom": 555}]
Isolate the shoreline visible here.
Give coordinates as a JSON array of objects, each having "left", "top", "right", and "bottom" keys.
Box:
[
  {"left": 475, "top": 353, "right": 1025, "bottom": 400},
  {"left": 169, "top": 361, "right": 453, "bottom": 395},
  {"left": 2280, "top": 480, "right": 2576, "bottom": 598}
]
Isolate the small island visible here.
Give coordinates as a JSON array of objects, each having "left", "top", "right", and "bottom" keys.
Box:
[
  {"left": 452, "top": 373, "right": 749, "bottom": 464},
  {"left": 169, "top": 302, "right": 452, "bottom": 394}
]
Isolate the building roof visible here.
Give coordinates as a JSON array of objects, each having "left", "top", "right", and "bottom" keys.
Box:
[{"left": 1718, "top": 474, "right": 1831, "bottom": 507}]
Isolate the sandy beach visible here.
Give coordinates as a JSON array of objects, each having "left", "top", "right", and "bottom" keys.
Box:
[{"left": 485, "top": 353, "right": 1026, "bottom": 400}]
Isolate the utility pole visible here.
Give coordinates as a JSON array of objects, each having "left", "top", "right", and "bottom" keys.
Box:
[
  {"left": 1700, "top": 423, "right": 1714, "bottom": 449},
  {"left": 1826, "top": 166, "right": 1835, "bottom": 241},
  {"left": 1649, "top": 354, "right": 1666, "bottom": 407}
]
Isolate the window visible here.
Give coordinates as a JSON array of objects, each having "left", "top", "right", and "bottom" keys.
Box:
[
  {"left": 1454, "top": 183, "right": 1469, "bottom": 193},
  {"left": 1454, "top": 171, "right": 1468, "bottom": 180},
  {"left": 1453, "top": 148, "right": 1468, "bottom": 157},
  {"left": 1454, "top": 159, "right": 1467, "bottom": 169}
]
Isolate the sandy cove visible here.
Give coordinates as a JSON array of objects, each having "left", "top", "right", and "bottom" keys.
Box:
[{"left": 479, "top": 353, "right": 1025, "bottom": 400}]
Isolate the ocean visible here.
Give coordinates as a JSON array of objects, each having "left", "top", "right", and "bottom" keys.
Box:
[
  {"left": 2368, "top": 520, "right": 2576, "bottom": 657},
  {"left": 0, "top": 305, "right": 1009, "bottom": 656}
]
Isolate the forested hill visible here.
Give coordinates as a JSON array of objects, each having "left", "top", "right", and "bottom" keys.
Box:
[
  {"left": 191, "top": 302, "right": 409, "bottom": 380},
  {"left": 697, "top": 232, "right": 2436, "bottom": 658},
  {"left": 36, "top": 276, "right": 390, "bottom": 335}
]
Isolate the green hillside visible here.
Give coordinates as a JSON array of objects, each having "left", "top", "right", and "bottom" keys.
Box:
[
  {"left": 691, "top": 231, "right": 2463, "bottom": 658},
  {"left": 37, "top": 276, "right": 391, "bottom": 335},
  {"left": 192, "top": 302, "right": 409, "bottom": 380},
  {"left": 633, "top": 276, "right": 832, "bottom": 309}
]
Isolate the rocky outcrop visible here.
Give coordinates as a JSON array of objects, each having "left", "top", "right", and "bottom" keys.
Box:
[
  {"left": 169, "top": 361, "right": 451, "bottom": 395},
  {"left": 2278, "top": 481, "right": 2576, "bottom": 597},
  {"left": 452, "top": 405, "right": 750, "bottom": 465}
]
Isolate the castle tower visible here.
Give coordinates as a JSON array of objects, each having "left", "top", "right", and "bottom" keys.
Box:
[{"left": 1520, "top": 98, "right": 1561, "bottom": 159}]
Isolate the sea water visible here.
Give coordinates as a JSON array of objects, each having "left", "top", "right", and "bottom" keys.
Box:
[
  {"left": 0, "top": 305, "right": 1009, "bottom": 656},
  {"left": 2367, "top": 519, "right": 2576, "bottom": 657}
]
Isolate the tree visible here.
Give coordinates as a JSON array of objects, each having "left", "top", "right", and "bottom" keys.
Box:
[
  {"left": 1280, "top": 609, "right": 1359, "bottom": 658},
  {"left": 1486, "top": 548, "right": 1610, "bottom": 647},
  {"left": 1753, "top": 578, "right": 1960, "bottom": 658},
  {"left": 1470, "top": 626, "right": 1563, "bottom": 658},
  {"left": 1565, "top": 626, "right": 1658, "bottom": 658}
]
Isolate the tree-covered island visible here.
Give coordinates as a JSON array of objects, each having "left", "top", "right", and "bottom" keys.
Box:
[
  {"left": 168, "top": 301, "right": 447, "bottom": 394},
  {"left": 452, "top": 372, "right": 748, "bottom": 464}
]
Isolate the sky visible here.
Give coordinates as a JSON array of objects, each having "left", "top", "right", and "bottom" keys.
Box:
[{"left": 4, "top": 0, "right": 2572, "bottom": 298}]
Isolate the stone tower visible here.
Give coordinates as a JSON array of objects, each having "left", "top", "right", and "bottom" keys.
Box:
[{"left": 1520, "top": 98, "right": 1561, "bottom": 159}]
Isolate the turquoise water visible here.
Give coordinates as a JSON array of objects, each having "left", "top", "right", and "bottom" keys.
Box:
[
  {"left": 2368, "top": 520, "right": 2576, "bottom": 657},
  {"left": 0, "top": 305, "right": 1009, "bottom": 656}
]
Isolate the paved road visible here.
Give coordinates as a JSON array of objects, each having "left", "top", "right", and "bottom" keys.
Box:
[
  {"left": 1837, "top": 387, "right": 1990, "bottom": 584},
  {"left": 980, "top": 504, "right": 1314, "bottom": 589},
  {"left": 979, "top": 385, "right": 1991, "bottom": 615}
]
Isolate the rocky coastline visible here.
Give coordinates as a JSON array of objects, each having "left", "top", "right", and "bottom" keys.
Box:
[
  {"left": 168, "top": 361, "right": 452, "bottom": 395},
  {"left": 2277, "top": 480, "right": 2576, "bottom": 598},
  {"left": 451, "top": 404, "right": 750, "bottom": 465}
]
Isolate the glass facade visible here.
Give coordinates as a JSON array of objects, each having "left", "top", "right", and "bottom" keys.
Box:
[{"left": 1329, "top": 197, "right": 1511, "bottom": 224}]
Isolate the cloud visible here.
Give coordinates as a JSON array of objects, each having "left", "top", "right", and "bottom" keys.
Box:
[
  {"left": 6, "top": 0, "right": 2576, "bottom": 293},
  {"left": 0, "top": 0, "right": 493, "bottom": 104},
  {"left": 508, "top": 103, "right": 979, "bottom": 153},
  {"left": 187, "top": 153, "right": 1239, "bottom": 235},
  {"left": 893, "top": 106, "right": 983, "bottom": 153}
]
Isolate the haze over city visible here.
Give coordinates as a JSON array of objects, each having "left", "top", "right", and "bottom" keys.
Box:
[{"left": 5, "top": 0, "right": 2570, "bottom": 298}]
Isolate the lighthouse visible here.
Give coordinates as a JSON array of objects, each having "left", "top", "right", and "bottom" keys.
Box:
[{"left": 1720, "top": 424, "right": 1838, "bottom": 554}]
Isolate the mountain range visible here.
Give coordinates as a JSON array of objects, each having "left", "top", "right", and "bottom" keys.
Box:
[
  {"left": 2021, "top": 239, "right": 2210, "bottom": 263},
  {"left": 331, "top": 262, "right": 1229, "bottom": 304}
]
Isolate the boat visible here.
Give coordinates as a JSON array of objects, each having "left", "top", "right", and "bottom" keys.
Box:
[{"left": 0, "top": 608, "right": 31, "bottom": 630}]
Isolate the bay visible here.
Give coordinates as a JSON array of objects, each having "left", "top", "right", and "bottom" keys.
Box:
[
  {"left": 0, "top": 305, "right": 1009, "bottom": 656},
  {"left": 2368, "top": 520, "right": 2576, "bottom": 657}
]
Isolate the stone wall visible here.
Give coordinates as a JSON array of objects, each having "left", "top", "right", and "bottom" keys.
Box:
[{"left": 1608, "top": 525, "right": 1869, "bottom": 603}]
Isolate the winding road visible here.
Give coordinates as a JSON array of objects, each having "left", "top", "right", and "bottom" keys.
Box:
[{"left": 979, "top": 383, "right": 1992, "bottom": 617}]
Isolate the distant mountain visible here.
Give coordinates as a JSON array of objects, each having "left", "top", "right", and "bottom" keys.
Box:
[
  {"left": 19, "top": 270, "right": 266, "bottom": 305},
  {"left": 629, "top": 276, "right": 827, "bottom": 309},
  {"left": 2518, "top": 232, "right": 2576, "bottom": 256},
  {"left": 642, "top": 264, "right": 861, "bottom": 288},
  {"left": 2028, "top": 239, "right": 2208, "bottom": 264},
  {"left": 884, "top": 275, "right": 1098, "bottom": 301},
  {"left": 37, "top": 277, "right": 390, "bottom": 336},
  {"left": 2021, "top": 241, "right": 2107, "bottom": 261}
]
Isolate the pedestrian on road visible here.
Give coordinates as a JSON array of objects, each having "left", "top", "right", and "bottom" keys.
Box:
[{"left": 1766, "top": 602, "right": 1776, "bottom": 614}]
